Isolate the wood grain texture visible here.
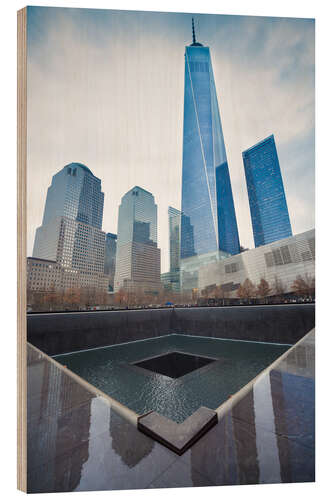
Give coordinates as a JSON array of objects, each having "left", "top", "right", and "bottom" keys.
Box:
[{"left": 17, "top": 6, "right": 27, "bottom": 493}]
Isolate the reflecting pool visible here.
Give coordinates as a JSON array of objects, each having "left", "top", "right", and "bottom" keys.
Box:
[{"left": 54, "top": 334, "right": 290, "bottom": 423}]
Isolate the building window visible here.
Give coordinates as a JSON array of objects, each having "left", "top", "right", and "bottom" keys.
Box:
[
  {"left": 264, "top": 252, "right": 274, "bottom": 267},
  {"left": 302, "top": 251, "right": 312, "bottom": 262},
  {"left": 272, "top": 249, "right": 283, "bottom": 266},
  {"left": 308, "top": 238, "right": 315, "bottom": 260},
  {"left": 280, "top": 245, "right": 292, "bottom": 264},
  {"left": 225, "top": 262, "right": 239, "bottom": 273}
]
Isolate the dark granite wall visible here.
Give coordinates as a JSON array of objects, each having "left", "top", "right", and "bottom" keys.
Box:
[
  {"left": 27, "top": 304, "right": 315, "bottom": 356},
  {"left": 172, "top": 305, "right": 315, "bottom": 345}
]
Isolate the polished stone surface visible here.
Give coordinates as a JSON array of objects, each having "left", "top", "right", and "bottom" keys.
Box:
[
  {"left": 138, "top": 407, "right": 218, "bottom": 455},
  {"left": 27, "top": 329, "right": 314, "bottom": 493},
  {"left": 27, "top": 304, "right": 315, "bottom": 355}
]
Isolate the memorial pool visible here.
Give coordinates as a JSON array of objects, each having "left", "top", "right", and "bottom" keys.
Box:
[{"left": 54, "top": 334, "right": 290, "bottom": 423}]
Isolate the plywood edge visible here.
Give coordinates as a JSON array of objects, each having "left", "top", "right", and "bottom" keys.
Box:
[{"left": 17, "top": 6, "right": 27, "bottom": 493}]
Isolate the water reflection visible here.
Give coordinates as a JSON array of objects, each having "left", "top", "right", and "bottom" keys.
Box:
[
  {"left": 27, "top": 331, "right": 314, "bottom": 492},
  {"left": 27, "top": 351, "right": 174, "bottom": 493},
  {"left": 55, "top": 334, "right": 290, "bottom": 423},
  {"left": 27, "top": 353, "right": 91, "bottom": 492},
  {"left": 109, "top": 412, "right": 154, "bottom": 467},
  {"left": 188, "top": 335, "right": 315, "bottom": 486}
]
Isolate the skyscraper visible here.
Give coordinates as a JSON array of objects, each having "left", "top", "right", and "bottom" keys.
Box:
[
  {"left": 161, "top": 207, "right": 181, "bottom": 292},
  {"left": 32, "top": 162, "right": 107, "bottom": 290},
  {"left": 114, "top": 186, "right": 161, "bottom": 294},
  {"left": 242, "top": 135, "right": 292, "bottom": 248},
  {"left": 216, "top": 163, "right": 240, "bottom": 255},
  {"left": 104, "top": 233, "right": 117, "bottom": 292},
  {"left": 168, "top": 207, "right": 181, "bottom": 273},
  {"left": 180, "top": 20, "right": 239, "bottom": 288}
]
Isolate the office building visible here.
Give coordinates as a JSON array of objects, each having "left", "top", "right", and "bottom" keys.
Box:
[
  {"left": 180, "top": 20, "right": 239, "bottom": 289},
  {"left": 104, "top": 233, "right": 117, "bottom": 292},
  {"left": 114, "top": 187, "right": 161, "bottom": 294},
  {"left": 169, "top": 207, "right": 181, "bottom": 273},
  {"left": 32, "top": 163, "right": 107, "bottom": 291},
  {"left": 27, "top": 257, "right": 109, "bottom": 293},
  {"left": 216, "top": 163, "right": 240, "bottom": 255},
  {"left": 242, "top": 135, "right": 292, "bottom": 247},
  {"left": 161, "top": 207, "right": 181, "bottom": 292}
]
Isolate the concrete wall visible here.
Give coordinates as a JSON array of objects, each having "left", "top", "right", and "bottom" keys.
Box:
[{"left": 27, "top": 304, "right": 315, "bottom": 356}]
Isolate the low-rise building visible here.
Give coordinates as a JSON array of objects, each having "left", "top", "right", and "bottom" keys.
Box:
[
  {"left": 27, "top": 257, "right": 65, "bottom": 292},
  {"left": 27, "top": 257, "right": 108, "bottom": 293},
  {"left": 198, "top": 229, "right": 315, "bottom": 296}
]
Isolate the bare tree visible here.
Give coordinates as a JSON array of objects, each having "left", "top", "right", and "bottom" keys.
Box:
[
  {"left": 63, "top": 287, "right": 81, "bottom": 309},
  {"left": 256, "top": 278, "right": 271, "bottom": 303},
  {"left": 42, "top": 283, "right": 59, "bottom": 311},
  {"left": 237, "top": 278, "right": 256, "bottom": 302},
  {"left": 291, "top": 274, "right": 315, "bottom": 299},
  {"left": 114, "top": 288, "right": 126, "bottom": 307}
]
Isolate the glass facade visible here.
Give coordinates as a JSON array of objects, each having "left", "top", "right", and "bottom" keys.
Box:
[
  {"left": 32, "top": 163, "right": 107, "bottom": 290},
  {"left": 160, "top": 207, "right": 181, "bottom": 292},
  {"left": 216, "top": 163, "right": 240, "bottom": 255},
  {"left": 168, "top": 207, "right": 181, "bottom": 272},
  {"left": 41, "top": 163, "right": 104, "bottom": 229},
  {"left": 180, "top": 38, "right": 239, "bottom": 262},
  {"left": 104, "top": 233, "right": 117, "bottom": 291},
  {"left": 242, "top": 135, "right": 292, "bottom": 247},
  {"left": 114, "top": 187, "right": 161, "bottom": 292}
]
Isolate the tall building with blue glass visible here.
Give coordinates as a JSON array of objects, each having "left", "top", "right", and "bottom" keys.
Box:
[
  {"left": 180, "top": 20, "right": 240, "bottom": 288},
  {"left": 180, "top": 20, "right": 239, "bottom": 259},
  {"left": 242, "top": 135, "right": 292, "bottom": 248},
  {"left": 216, "top": 163, "right": 240, "bottom": 255}
]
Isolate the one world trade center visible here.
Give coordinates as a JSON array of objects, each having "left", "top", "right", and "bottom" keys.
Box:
[{"left": 180, "top": 19, "right": 240, "bottom": 290}]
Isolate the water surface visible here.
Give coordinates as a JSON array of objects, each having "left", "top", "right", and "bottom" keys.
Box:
[{"left": 54, "top": 334, "right": 290, "bottom": 423}]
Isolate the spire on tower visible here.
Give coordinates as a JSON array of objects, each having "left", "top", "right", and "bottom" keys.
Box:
[{"left": 190, "top": 18, "right": 203, "bottom": 46}]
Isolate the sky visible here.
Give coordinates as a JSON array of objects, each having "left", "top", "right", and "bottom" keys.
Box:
[{"left": 26, "top": 6, "right": 315, "bottom": 273}]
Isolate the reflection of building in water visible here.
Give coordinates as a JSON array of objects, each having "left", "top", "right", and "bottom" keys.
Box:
[
  {"left": 109, "top": 412, "right": 154, "bottom": 467},
  {"left": 231, "top": 391, "right": 260, "bottom": 484},
  {"left": 270, "top": 368, "right": 314, "bottom": 483},
  {"left": 27, "top": 357, "right": 91, "bottom": 492},
  {"left": 55, "top": 377, "right": 91, "bottom": 491},
  {"left": 252, "top": 374, "right": 281, "bottom": 483},
  {"left": 189, "top": 413, "right": 240, "bottom": 485},
  {"left": 190, "top": 386, "right": 279, "bottom": 485},
  {"left": 190, "top": 363, "right": 314, "bottom": 486}
]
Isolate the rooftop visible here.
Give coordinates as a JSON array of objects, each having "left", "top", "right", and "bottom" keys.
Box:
[{"left": 63, "top": 162, "right": 94, "bottom": 176}]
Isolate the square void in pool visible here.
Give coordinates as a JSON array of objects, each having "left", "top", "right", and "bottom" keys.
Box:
[{"left": 133, "top": 351, "right": 215, "bottom": 379}]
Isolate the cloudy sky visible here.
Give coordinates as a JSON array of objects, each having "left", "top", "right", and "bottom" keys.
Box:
[{"left": 27, "top": 7, "right": 315, "bottom": 273}]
